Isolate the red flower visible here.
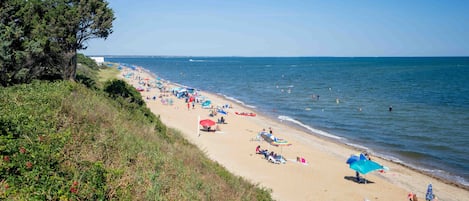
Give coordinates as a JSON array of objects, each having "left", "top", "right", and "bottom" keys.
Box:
[
  {"left": 4, "top": 183, "right": 9, "bottom": 189},
  {"left": 70, "top": 187, "right": 78, "bottom": 194},
  {"left": 19, "top": 147, "right": 26, "bottom": 154},
  {"left": 3, "top": 156, "right": 9, "bottom": 162},
  {"left": 25, "top": 161, "right": 33, "bottom": 169},
  {"left": 73, "top": 181, "right": 79, "bottom": 186}
]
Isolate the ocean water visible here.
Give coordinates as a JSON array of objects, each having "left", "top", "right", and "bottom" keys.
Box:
[{"left": 106, "top": 56, "right": 469, "bottom": 187}]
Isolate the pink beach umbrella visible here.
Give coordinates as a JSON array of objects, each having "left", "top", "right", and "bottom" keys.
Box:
[{"left": 199, "top": 119, "right": 216, "bottom": 127}]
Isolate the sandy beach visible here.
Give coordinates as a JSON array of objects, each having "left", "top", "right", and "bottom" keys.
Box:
[{"left": 118, "top": 66, "right": 469, "bottom": 201}]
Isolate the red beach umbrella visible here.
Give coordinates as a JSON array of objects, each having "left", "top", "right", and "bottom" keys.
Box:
[{"left": 199, "top": 119, "right": 216, "bottom": 127}]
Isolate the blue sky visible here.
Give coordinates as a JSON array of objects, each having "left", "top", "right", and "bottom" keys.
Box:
[{"left": 81, "top": 0, "right": 469, "bottom": 56}]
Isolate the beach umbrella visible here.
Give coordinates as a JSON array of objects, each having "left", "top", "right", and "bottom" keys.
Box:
[
  {"left": 199, "top": 119, "right": 216, "bottom": 127},
  {"left": 346, "top": 154, "right": 361, "bottom": 164},
  {"left": 346, "top": 153, "right": 368, "bottom": 164},
  {"left": 349, "top": 159, "right": 384, "bottom": 175},
  {"left": 425, "top": 184, "right": 434, "bottom": 201}
]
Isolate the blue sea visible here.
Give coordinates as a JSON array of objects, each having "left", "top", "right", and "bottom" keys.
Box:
[{"left": 106, "top": 56, "right": 469, "bottom": 187}]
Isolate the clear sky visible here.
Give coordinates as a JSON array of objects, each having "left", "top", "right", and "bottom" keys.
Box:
[{"left": 81, "top": 0, "right": 469, "bottom": 57}]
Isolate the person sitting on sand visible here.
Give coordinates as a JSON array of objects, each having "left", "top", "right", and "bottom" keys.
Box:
[
  {"left": 408, "top": 192, "right": 418, "bottom": 201},
  {"left": 256, "top": 145, "right": 262, "bottom": 154},
  {"left": 363, "top": 152, "right": 371, "bottom": 160},
  {"left": 261, "top": 149, "right": 269, "bottom": 158},
  {"left": 220, "top": 116, "right": 225, "bottom": 124},
  {"left": 297, "top": 156, "right": 307, "bottom": 164}
]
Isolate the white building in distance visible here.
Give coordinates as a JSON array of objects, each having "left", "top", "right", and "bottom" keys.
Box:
[{"left": 90, "top": 56, "right": 105, "bottom": 65}]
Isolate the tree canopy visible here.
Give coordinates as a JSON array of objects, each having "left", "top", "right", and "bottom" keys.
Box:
[{"left": 0, "top": 0, "right": 114, "bottom": 87}]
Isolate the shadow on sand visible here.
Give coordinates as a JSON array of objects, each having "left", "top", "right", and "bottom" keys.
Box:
[
  {"left": 200, "top": 128, "right": 216, "bottom": 132},
  {"left": 344, "top": 176, "right": 375, "bottom": 184}
]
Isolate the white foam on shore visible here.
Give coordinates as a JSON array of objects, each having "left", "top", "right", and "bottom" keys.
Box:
[
  {"left": 218, "top": 93, "right": 257, "bottom": 109},
  {"left": 345, "top": 142, "right": 370, "bottom": 152},
  {"left": 278, "top": 115, "right": 342, "bottom": 140}
]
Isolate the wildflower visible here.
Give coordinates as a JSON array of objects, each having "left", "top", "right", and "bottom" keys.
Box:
[
  {"left": 3, "top": 156, "right": 9, "bottom": 162},
  {"left": 19, "top": 147, "right": 26, "bottom": 154},
  {"left": 26, "top": 161, "right": 33, "bottom": 169},
  {"left": 70, "top": 186, "right": 78, "bottom": 194}
]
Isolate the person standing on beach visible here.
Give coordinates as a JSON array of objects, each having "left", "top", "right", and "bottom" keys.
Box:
[{"left": 187, "top": 102, "right": 190, "bottom": 111}]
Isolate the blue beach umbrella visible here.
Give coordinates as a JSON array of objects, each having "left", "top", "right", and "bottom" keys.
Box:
[
  {"left": 346, "top": 153, "right": 368, "bottom": 164},
  {"left": 346, "top": 154, "right": 360, "bottom": 164},
  {"left": 349, "top": 159, "right": 384, "bottom": 175},
  {"left": 425, "top": 184, "right": 434, "bottom": 201}
]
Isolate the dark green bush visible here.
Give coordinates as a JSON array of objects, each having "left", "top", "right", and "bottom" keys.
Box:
[{"left": 104, "top": 79, "right": 145, "bottom": 107}]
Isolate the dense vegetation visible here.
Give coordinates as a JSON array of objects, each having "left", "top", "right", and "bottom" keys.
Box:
[
  {"left": 0, "top": 0, "right": 114, "bottom": 86},
  {"left": 0, "top": 63, "right": 273, "bottom": 200}
]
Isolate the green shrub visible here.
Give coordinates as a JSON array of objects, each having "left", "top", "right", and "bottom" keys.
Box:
[
  {"left": 104, "top": 79, "right": 145, "bottom": 107},
  {"left": 77, "top": 53, "right": 99, "bottom": 70}
]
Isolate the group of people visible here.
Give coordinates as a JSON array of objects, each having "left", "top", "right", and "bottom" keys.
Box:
[{"left": 255, "top": 145, "right": 285, "bottom": 164}]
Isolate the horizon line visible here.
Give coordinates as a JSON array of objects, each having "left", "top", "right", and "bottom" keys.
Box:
[{"left": 84, "top": 54, "right": 469, "bottom": 58}]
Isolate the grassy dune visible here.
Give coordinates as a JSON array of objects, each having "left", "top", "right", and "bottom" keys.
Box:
[{"left": 0, "top": 65, "right": 272, "bottom": 200}]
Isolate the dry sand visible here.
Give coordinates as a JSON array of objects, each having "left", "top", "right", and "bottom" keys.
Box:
[{"left": 118, "top": 67, "right": 469, "bottom": 201}]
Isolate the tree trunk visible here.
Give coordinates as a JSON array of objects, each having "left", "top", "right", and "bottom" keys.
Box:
[{"left": 63, "top": 49, "right": 77, "bottom": 80}]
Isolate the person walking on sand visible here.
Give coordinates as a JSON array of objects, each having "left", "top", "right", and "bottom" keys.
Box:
[{"left": 187, "top": 102, "right": 190, "bottom": 111}]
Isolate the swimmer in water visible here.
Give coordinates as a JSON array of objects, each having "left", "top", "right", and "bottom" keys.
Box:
[{"left": 389, "top": 105, "right": 392, "bottom": 112}]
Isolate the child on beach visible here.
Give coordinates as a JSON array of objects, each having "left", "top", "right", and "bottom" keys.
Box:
[{"left": 256, "top": 145, "right": 262, "bottom": 154}]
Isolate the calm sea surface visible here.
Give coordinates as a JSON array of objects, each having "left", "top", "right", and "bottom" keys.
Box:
[{"left": 106, "top": 56, "right": 469, "bottom": 187}]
